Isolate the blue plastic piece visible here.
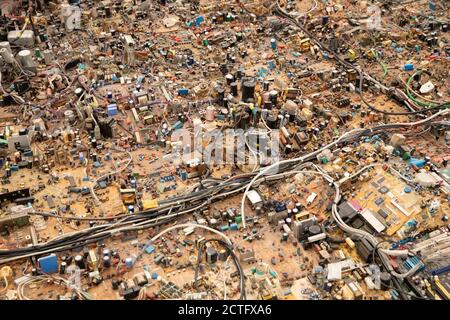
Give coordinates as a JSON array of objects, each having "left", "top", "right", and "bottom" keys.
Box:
[
  {"left": 404, "top": 63, "right": 414, "bottom": 71},
  {"left": 173, "top": 121, "right": 183, "bottom": 130},
  {"left": 178, "top": 88, "right": 189, "bottom": 96},
  {"left": 145, "top": 245, "right": 155, "bottom": 254},
  {"left": 151, "top": 272, "right": 158, "bottom": 279},
  {"left": 230, "top": 223, "right": 238, "bottom": 230},
  {"left": 107, "top": 104, "right": 118, "bottom": 116},
  {"left": 404, "top": 186, "right": 411, "bottom": 193},
  {"left": 195, "top": 16, "right": 204, "bottom": 27},
  {"left": 38, "top": 254, "right": 58, "bottom": 274},
  {"left": 408, "top": 158, "right": 426, "bottom": 168}
]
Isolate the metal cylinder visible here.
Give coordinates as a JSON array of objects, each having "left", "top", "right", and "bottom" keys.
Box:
[
  {"left": 0, "top": 41, "right": 12, "bottom": 54},
  {"left": 42, "top": 49, "right": 55, "bottom": 65},
  {"left": 18, "top": 50, "right": 36, "bottom": 70},
  {"left": 0, "top": 48, "right": 15, "bottom": 64}
]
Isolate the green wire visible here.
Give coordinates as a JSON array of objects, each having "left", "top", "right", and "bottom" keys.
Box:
[
  {"left": 405, "top": 69, "right": 450, "bottom": 109},
  {"left": 371, "top": 49, "right": 388, "bottom": 80}
]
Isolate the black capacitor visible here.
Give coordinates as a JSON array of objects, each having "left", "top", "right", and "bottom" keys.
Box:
[
  {"left": 234, "top": 69, "right": 243, "bottom": 79},
  {"left": 263, "top": 81, "right": 270, "bottom": 91},
  {"left": 264, "top": 101, "right": 273, "bottom": 110},
  {"left": 288, "top": 110, "right": 296, "bottom": 122},
  {"left": 266, "top": 115, "right": 277, "bottom": 129},
  {"left": 31, "top": 268, "right": 38, "bottom": 276},
  {"left": 242, "top": 81, "right": 255, "bottom": 102},
  {"left": 105, "top": 7, "right": 112, "bottom": 18},
  {"left": 103, "top": 256, "right": 111, "bottom": 268},
  {"left": 225, "top": 74, "right": 234, "bottom": 85},
  {"left": 75, "top": 255, "right": 85, "bottom": 269},
  {"left": 220, "top": 63, "right": 228, "bottom": 75},
  {"left": 60, "top": 261, "right": 67, "bottom": 274},
  {"left": 255, "top": 206, "right": 262, "bottom": 215},
  {"left": 269, "top": 90, "right": 278, "bottom": 106},
  {"left": 216, "top": 87, "right": 225, "bottom": 105},
  {"left": 112, "top": 279, "right": 120, "bottom": 290},
  {"left": 285, "top": 144, "right": 293, "bottom": 154},
  {"left": 75, "top": 87, "right": 84, "bottom": 97},
  {"left": 380, "top": 272, "right": 391, "bottom": 290},
  {"left": 223, "top": 98, "right": 228, "bottom": 109},
  {"left": 442, "top": 24, "right": 448, "bottom": 32},
  {"left": 230, "top": 82, "right": 238, "bottom": 96}
]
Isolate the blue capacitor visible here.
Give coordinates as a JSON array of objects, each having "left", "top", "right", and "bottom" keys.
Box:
[
  {"left": 128, "top": 205, "right": 134, "bottom": 213},
  {"left": 429, "top": 0, "right": 436, "bottom": 10},
  {"left": 125, "top": 257, "right": 133, "bottom": 268},
  {"left": 270, "top": 38, "right": 276, "bottom": 50},
  {"left": 107, "top": 91, "right": 113, "bottom": 99},
  {"left": 178, "top": 88, "right": 189, "bottom": 96},
  {"left": 404, "top": 186, "right": 412, "bottom": 193},
  {"left": 404, "top": 63, "right": 414, "bottom": 71}
]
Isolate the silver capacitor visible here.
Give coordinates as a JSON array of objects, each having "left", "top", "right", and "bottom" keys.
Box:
[
  {"left": 0, "top": 48, "right": 15, "bottom": 64},
  {"left": 17, "top": 49, "right": 37, "bottom": 73},
  {"left": 42, "top": 49, "right": 55, "bottom": 65},
  {"left": 0, "top": 42, "right": 12, "bottom": 54}
]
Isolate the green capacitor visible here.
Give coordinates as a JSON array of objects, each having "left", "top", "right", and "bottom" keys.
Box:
[{"left": 35, "top": 48, "right": 42, "bottom": 58}]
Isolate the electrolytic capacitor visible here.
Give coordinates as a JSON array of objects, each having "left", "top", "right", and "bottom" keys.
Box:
[
  {"left": 230, "top": 82, "right": 238, "bottom": 96},
  {"left": 263, "top": 81, "right": 270, "bottom": 91},
  {"left": 269, "top": 90, "right": 278, "bottom": 106},
  {"left": 225, "top": 74, "right": 234, "bottom": 85},
  {"left": 380, "top": 272, "right": 392, "bottom": 290},
  {"left": 102, "top": 249, "right": 111, "bottom": 257},
  {"left": 270, "top": 38, "right": 277, "bottom": 50},
  {"left": 242, "top": 81, "right": 255, "bottom": 102},
  {"left": 264, "top": 101, "right": 272, "bottom": 110},
  {"left": 125, "top": 257, "right": 133, "bottom": 268},
  {"left": 75, "top": 255, "right": 85, "bottom": 269},
  {"left": 60, "top": 262, "right": 67, "bottom": 274},
  {"left": 103, "top": 256, "right": 111, "bottom": 268}
]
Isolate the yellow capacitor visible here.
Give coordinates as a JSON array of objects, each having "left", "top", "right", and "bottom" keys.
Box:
[{"left": 345, "top": 237, "right": 355, "bottom": 249}]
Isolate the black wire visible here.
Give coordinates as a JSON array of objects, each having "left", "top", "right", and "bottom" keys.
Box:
[{"left": 194, "top": 239, "right": 247, "bottom": 300}]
